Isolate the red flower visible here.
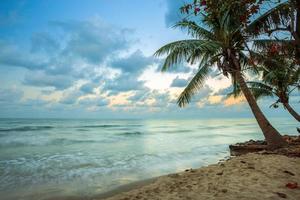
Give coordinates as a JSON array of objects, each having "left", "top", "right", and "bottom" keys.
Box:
[
  {"left": 239, "top": 15, "right": 247, "bottom": 23},
  {"left": 201, "top": 0, "right": 207, "bottom": 6},
  {"left": 268, "top": 44, "right": 281, "bottom": 54},
  {"left": 286, "top": 182, "right": 298, "bottom": 189}
]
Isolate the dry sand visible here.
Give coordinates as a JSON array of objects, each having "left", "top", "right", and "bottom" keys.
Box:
[{"left": 102, "top": 153, "right": 300, "bottom": 200}]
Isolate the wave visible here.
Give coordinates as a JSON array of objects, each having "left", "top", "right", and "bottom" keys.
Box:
[
  {"left": 198, "top": 125, "right": 229, "bottom": 130},
  {"left": 118, "top": 131, "right": 143, "bottom": 136},
  {"left": 159, "top": 129, "right": 193, "bottom": 134},
  {"left": 50, "top": 138, "right": 100, "bottom": 145},
  {"left": 0, "top": 138, "right": 105, "bottom": 147},
  {"left": 78, "top": 124, "right": 142, "bottom": 129},
  {"left": 81, "top": 125, "right": 122, "bottom": 128},
  {"left": 0, "top": 126, "right": 54, "bottom": 132}
]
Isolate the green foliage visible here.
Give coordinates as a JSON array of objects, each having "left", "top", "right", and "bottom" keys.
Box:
[
  {"left": 230, "top": 50, "right": 300, "bottom": 106},
  {"left": 177, "top": 64, "right": 210, "bottom": 107},
  {"left": 247, "top": 2, "right": 291, "bottom": 37},
  {"left": 155, "top": 0, "right": 299, "bottom": 108}
]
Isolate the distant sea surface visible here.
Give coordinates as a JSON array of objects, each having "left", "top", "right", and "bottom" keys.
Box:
[{"left": 0, "top": 118, "right": 298, "bottom": 200}]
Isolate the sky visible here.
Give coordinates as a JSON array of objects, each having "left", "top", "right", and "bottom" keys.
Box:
[{"left": 0, "top": 0, "right": 298, "bottom": 119}]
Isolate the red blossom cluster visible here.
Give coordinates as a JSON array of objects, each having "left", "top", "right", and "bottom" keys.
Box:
[
  {"left": 239, "top": 0, "right": 264, "bottom": 25},
  {"left": 181, "top": 0, "right": 267, "bottom": 26},
  {"left": 268, "top": 44, "right": 281, "bottom": 54},
  {"left": 180, "top": 0, "right": 207, "bottom": 15}
]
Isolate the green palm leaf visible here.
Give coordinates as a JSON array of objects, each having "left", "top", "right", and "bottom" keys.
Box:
[
  {"left": 253, "top": 39, "right": 294, "bottom": 51},
  {"left": 246, "top": 2, "right": 291, "bottom": 36},
  {"left": 174, "top": 20, "right": 214, "bottom": 40},
  {"left": 247, "top": 82, "right": 275, "bottom": 99},
  {"left": 177, "top": 64, "right": 210, "bottom": 107},
  {"left": 154, "top": 40, "right": 220, "bottom": 71}
]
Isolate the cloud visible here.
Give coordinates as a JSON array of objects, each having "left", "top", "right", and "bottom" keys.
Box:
[
  {"left": 205, "top": 75, "right": 231, "bottom": 94},
  {"left": 171, "top": 76, "right": 187, "bottom": 87},
  {"left": 208, "top": 95, "right": 223, "bottom": 104},
  {"left": 0, "top": 88, "right": 23, "bottom": 103},
  {"left": 23, "top": 71, "right": 74, "bottom": 90},
  {"left": 0, "top": 41, "right": 48, "bottom": 70},
  {"left": 104, "top": 73, "right": 146, "bottom": 93},
  {"left": 59, "top": 90, "right": 82, "bottom": 105},
  {"left": 79, "top": 83, "right": 96, "bottom": 94},
  {"left": 78, "top": 97, "right": 109, "bottom": 107},
  {"left": 103, "top": 50, "right": 156, "bottom": 93},
  {"left": 110, "top": 50, "right": 155, "bottom": 74},
  {"left": 31, "top": 32, "right": 60, "bottom": 54},
  {"left": 51, "top": 20, "right": 133, "bottom": 64},
  {"left": 108, "top": 91, "right": 134, "bottom": 107},
  {"left": 224, "top": 96, "right": 246, "bottom": 107},
  {"left": 0, "top": 18, "right": 135, "bottom": 92}
]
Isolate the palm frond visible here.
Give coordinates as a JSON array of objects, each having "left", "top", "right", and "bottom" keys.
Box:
[
  {"left": 174, "top": 20, "right": 214, "bottom": 40},
  {"left": 289, "top": 67, "right": 300, "bottom": 84},
  {"left": 177, "top": 64, "right": 210, "bottom": 107},
  {"left": 252, "top": 39, "right": 293, "bottom": 51},
  {"left": 247, "top": 2, "right": 291, "bottom": 36},
  {"left": 239, "top": 51, "right": 260, "bottom": 75},
  {"left": 154, "top": 40, "right": 220, "bottom": 71},
  {"left": 247, "top": 81, "right": 275, "bottom": 99}
]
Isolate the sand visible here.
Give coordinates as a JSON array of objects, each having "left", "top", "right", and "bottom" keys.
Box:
[{"left": 102, "top": 153, "right": 300, "bottom": 200}]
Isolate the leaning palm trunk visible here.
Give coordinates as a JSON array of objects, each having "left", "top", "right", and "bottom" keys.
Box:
[
  {"left": 236, "top": 72, "right": 287, "bottom": 148},
  {"left": 283, "top": 103, "right": 300, "bottom": 122},
  {"left": 229, "top": 52, "right": 287, "bottom": 148}
]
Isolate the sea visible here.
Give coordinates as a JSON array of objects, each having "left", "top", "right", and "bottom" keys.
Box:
[{"left": 0, "top": 118, "right": 298, "bottom": 200}]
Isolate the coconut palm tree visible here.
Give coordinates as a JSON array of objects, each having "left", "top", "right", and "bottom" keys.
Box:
[
  {"left": 155, "top": 1, "right": 287, "bottom": 148},
  {"left": 231, "top": 52, "right": 300, "bottom": 121}
]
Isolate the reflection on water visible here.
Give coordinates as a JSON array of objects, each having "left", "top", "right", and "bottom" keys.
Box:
[{"left": 0, "top": 118, "right": 298, "bottom": 200}]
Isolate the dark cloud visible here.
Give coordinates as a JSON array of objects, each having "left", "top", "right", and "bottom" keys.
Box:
[
  {"left": 0, "top": 19, "right": 135, "bottom": 91},
  {"left": 171, "top": 76, "right": 187, "bottom": 87},
  {"left": 103, "top": 50, "right": 157, "bottom": 94},
  {"left": 23, "top": 71, "right": 74, "bottom": 90},
  {"left": 0, "top": 42, "right": 48, "bottom": 70},
  {"left": 51, "top": 20, "right": 133, "bottom": 64},
  {"left": 104, "top": 73, "right": 146, "bottom": 94},
  {"left": 110, "top": 50, "right": 156, "bottom": 74},
  {"left": 216, "top": 86, "right": 234, "bottom": 96},
  {"left": 80, "top": 83, "right": 96, "bottom": 94}
]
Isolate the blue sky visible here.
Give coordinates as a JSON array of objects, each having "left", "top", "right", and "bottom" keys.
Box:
[{"left": 0, "top": 0, "right": 298, "bottom": 119}]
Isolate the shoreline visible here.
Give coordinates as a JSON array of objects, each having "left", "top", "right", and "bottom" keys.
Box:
[{"left": 100, "top": 153, "right": 300, "bottom": 200}]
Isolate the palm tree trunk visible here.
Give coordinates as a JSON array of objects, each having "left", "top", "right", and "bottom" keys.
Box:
[
  {"left": 236, "top": 72, "right": 287, "bottom": 148},
  {"left": 283, "top": 102, "right": 300, "bottom": 122},
  {"left": 228, "top": 51, "right": 286, "bottom": 148}
]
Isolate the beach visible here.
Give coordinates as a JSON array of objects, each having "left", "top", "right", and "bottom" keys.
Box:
[{"left": 103, "top": 153, "right": 300, "bottom": 200}]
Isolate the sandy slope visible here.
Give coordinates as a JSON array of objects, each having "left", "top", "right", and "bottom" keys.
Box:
[{"left": 103, "top": 153, "right": 300, "bottom": 200}]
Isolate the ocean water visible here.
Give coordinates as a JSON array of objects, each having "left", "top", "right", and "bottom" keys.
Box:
[{"left": 0, "top": 118, "right": 298, "bottom": 200}]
